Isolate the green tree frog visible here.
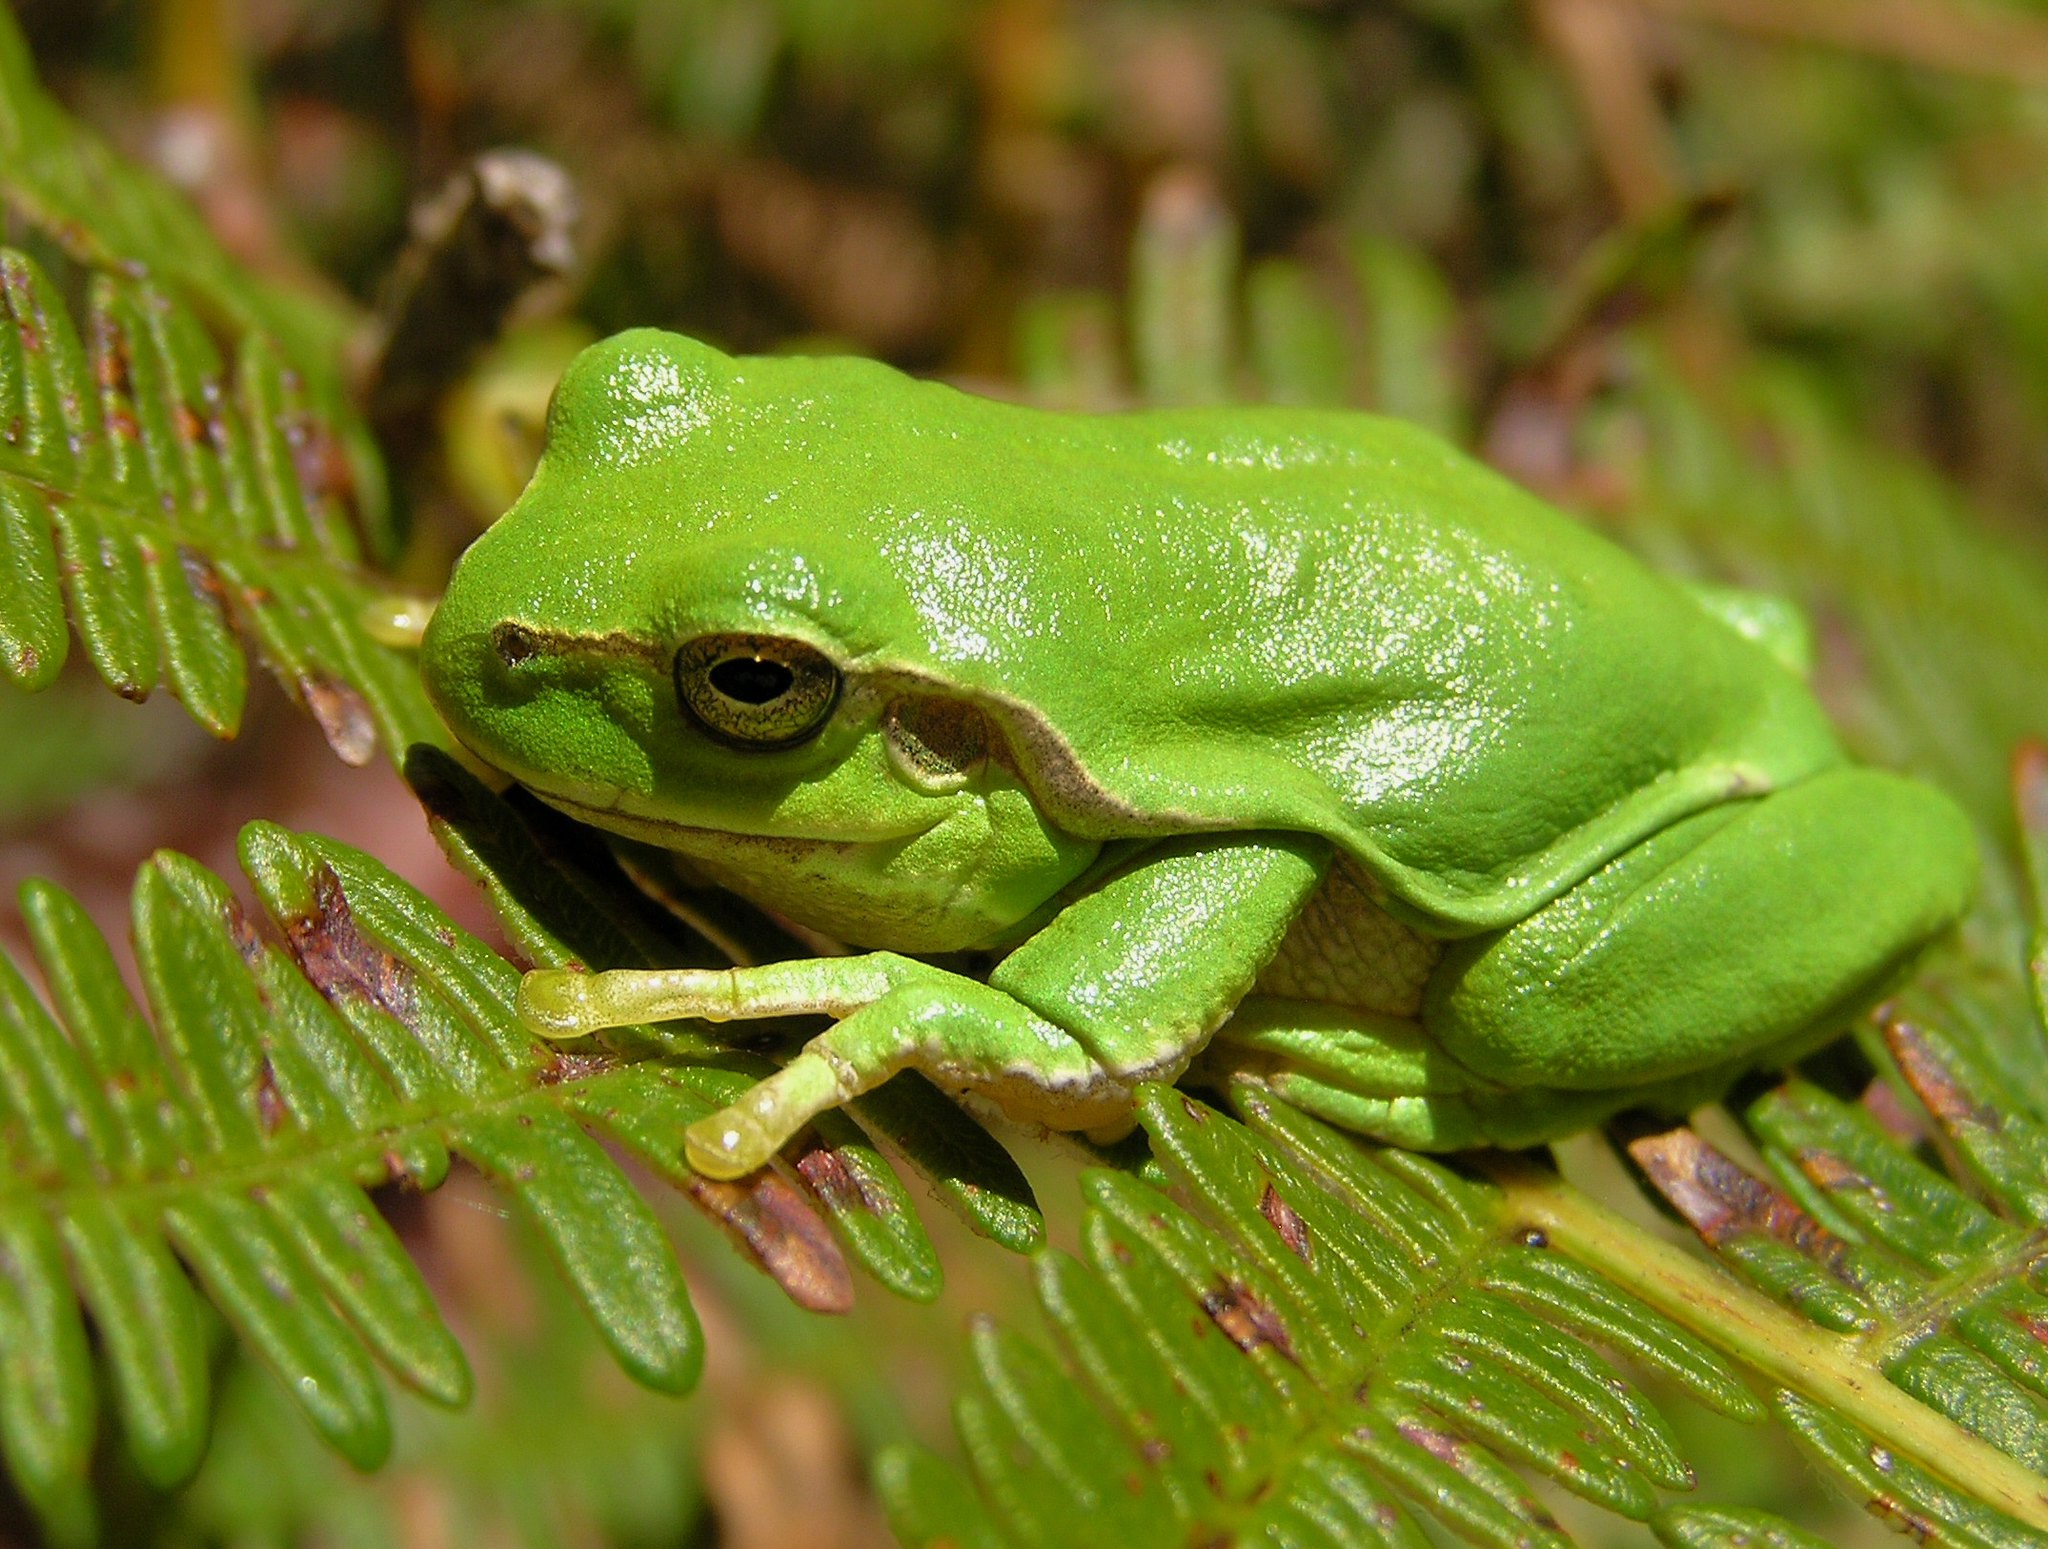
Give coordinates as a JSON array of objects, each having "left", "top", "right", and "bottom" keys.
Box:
[{"left": 420, "top": 329, "right": 1977, "bottom": 1179}]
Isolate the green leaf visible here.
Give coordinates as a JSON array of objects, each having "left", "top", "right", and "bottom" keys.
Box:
[{"left": 1653, "top": 1504, "right": 1836, "bottom": 1549}]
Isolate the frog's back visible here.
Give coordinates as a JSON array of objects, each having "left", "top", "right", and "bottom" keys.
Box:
[{"left": 554, "top": 334, "right": 1847, "bottom": 932}]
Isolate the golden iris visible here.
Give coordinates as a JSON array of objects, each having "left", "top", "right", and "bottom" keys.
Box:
[{"left": 674, "top": 633, "right": 840, "bottom": 749}]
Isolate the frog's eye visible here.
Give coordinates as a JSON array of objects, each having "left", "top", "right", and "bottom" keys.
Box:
[{"left": 674, "top": 633, "right": 840, "bottom": 750}]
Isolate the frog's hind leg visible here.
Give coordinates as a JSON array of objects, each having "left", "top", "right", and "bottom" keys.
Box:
[
  {"left": 1424, "top": 765, "right": 1976, "bottom": 1111},
  {"left": 1207, "top": 767, "right": 1975, "bottom": 1151}
]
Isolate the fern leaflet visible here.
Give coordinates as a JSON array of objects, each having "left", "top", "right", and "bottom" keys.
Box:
[{"left": 0, "top": 247, "right": 436, "bottom": 764}]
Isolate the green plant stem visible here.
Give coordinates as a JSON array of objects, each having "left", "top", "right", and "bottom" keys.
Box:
[{"left": 1494, "top": 1161, "right": 2048, "bottom": 1533}]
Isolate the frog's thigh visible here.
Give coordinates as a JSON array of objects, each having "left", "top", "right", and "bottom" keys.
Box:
[
  {"left": 685, "top": 831, "right": 1331, "bottom": 1177},
  {"left": 1424, "top": 767, "right": 1976, "bottom": 1091}
]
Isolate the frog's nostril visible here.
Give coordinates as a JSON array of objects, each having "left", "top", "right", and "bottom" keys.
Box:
[{"left": 491, "top": 621, "right": 542, "bottom": 667}]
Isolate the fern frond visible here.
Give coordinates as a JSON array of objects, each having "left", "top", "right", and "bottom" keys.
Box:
[
  {"left": 0, "top": 5, "right": 392, "bottom": 562},
  {"left": 0, "top": 794, "right": 1015, "bottom": 1543},
  {"left": 0, "top": 246, "right": 435, "bottom": 763},
  {"left": 879, "top": 1082, "right": 1774, "bottom": 1549},
  {"left": 1617, "top": 1012, "right": 2048, "bottom": 1546},
  {"left": 1653, "top": 1505, "right": 1835, "bottom": 1549},
  {"left": 884, "top": 1071, "right": 2048, "bottom": 1547}
]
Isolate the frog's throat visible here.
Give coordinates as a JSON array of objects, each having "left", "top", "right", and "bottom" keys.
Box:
[{"left": 521, "top": 778, "right": 943, "bottom": 853}]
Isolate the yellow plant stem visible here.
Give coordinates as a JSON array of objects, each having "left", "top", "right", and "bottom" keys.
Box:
[{"left": 1495, "top": 1162, "right": 2048, "bottom": 1533}]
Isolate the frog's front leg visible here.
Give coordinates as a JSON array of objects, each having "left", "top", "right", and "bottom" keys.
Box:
[{"left": 520, "top": 832, "right": 1331, "bottom": 1177}]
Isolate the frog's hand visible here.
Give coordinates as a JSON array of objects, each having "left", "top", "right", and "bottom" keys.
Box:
[
  {"left": 682, "top": 977, "right": 1128, "bottom": 1176},
  {"left": 1426, "top": 765, "right": 1976, "bottom": 1098},
  {"left": 518, "top": 832, "right": 1332, "bottom": 1178},
  {"left": 518, "top": 954, "right": 920, "bottom": 1033}
]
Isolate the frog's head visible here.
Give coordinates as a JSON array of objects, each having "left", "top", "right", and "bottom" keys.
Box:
[{"left": 421, "top": 330, "right": 1101, "bottom": 951}]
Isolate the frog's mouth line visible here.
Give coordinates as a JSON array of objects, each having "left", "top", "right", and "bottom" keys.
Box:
[{"left": 517, "top": 771, "right": 945, "bottom": 854}]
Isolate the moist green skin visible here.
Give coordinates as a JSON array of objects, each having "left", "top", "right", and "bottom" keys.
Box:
[{"left": 421, "top": 329, "right": 1978, "bottom": 1179}]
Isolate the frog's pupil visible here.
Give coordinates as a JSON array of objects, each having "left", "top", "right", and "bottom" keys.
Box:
[{"left": 711, "top": 657, "right": 793, "bottom": 704}]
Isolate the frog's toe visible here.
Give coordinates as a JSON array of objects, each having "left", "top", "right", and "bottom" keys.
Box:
[
  {"left": 684, "top": 1052, "right": 849, "bottom": 1178},
  {"left": 517, "top": 968, "right": 606, "bottom": 1039},
  {"left": 1258, "top": 1072, "right": 1489, "bottom": 1151}
]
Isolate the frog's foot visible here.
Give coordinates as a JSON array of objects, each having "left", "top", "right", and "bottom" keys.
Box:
[
  {"left": 1241, "top": 1068, "right": 1639, "bottom": 1151},
  {"left": 1204, "top": 984, "right": 1890, "bottom": 1153},
  {"left": 1202, "top": 999, "right": 1672, "bottom": 1150},
  {"left": 1201, "top": 995, "right": 1502, "bottom": 1150}
]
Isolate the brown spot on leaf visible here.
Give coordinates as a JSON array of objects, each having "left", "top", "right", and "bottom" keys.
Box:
[
  {"left": 2008, "top": 1306, "right": 2048, "bottom": 1347},
  {"left": 1394, "top": 1418, "right": 1465, "bottom": 1466},
  {"left": 11, "top": 301, "right": 41, "bottom": 354},
  {"left": 1860, "top": 1076, "right": 1925, "bottom": 1144},
  {"left": 224, "top": 895, "right": 266, "bottom": 968},
  {"left": 301, "top": 675, "right": 377, "bottom": 765},
  {"left": 1630, "top": 1125, "right": 1863, "bottom": 1281},
  {"left": 254, "top": 1057, "right": 288, "bottom": 1134},
  {"left": 381, "top": 1150, "right": 418, "bottom": 1187},
  {"left": 1799, "top": 1150, "right": 1882, "bottom": 1203},
  {"left": 1200, "top": 1277, "right": 1295, "bottom": 1360},
  {"left": 685, "top": 1169, "right": 854, "bottom": 1314},
  {"left": 536, "top": 1049, "right": 614, "bottom": 1085},
  {"left": 288, "top": 414, "right": 357, "bottom": 520},
  {"left": 179, "top": 546, "right": 233, "bottom": 617},
  {"left": 1882, "top": 1017, "right": 2000, "bottom": 1134},
  {"left": 280, "top": 863, "right": 419, "bottom": 1025},
  {"left": 1259, "top": 1183, "right": 1311, "bottom": 1262},
  {"left": 1868, "top": 1495, "right": 1939, "bottom": 1543},
  {"left": 174, "top": 402, "right": 206, "bottom": 444},
  {"left": 794, "top": 1140, "right": 884, "bottom": 1216},
  {"left": 2015, "top": 741, "right": 2048, "bottom": 841}
]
